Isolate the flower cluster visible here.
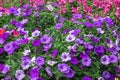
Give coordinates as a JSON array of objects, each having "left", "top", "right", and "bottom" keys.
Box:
[{"left": 0, "top": 1, "right": 120, "bottom": 80}]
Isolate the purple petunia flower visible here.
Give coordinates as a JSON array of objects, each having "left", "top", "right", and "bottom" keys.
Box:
[
  {"left": 64, "top": 69, "right": 75, "bottom": 78},
  {"left": 82, "top": 57, "right": 92, "bottom": 66},
  {"left": 32, "top": 30, "right": 40, "bottom": 37},
  {"left": 79, "top": 52, "right": 89, "bottom": 59},
  {"left": 69, "top": 29, "right": 80, "bottom": 36},
  {"left": 10, "top": 19, "right": 17, "bottom": 26},
  {"left": 58, "top": 16, "right": 66, "bottom": 23},
  {"left": 117, "top": 34, "right": 120, "bottom": 40},
  {"left": 42, "top": 43, "right": 52, "bottom": 52},
  {"left": 20, "top": 19, "right": 28, "bottom": 24},
  {"left": 96, "top": 28, "right": 104, "bottom": 34},
  {"left": 75, "top": 38, "right": 84, "bottom": 44},
  {"left": 5, "top": 76, "right": 12, "bottom": 80},
  {"left": 93, "top": 20, "right": 103, "bottom": 27},
  {"left": 21, "top": 56, "right": 31, "bottom": 62},
  {"left": 15, "top": 22, "right": 24, "bottom": 28},
  {"left": 45, "top": 66, "right": 53, "bottom": 77},
  {"left": 100, "top": 55, "right": 110, "bottom": 65},
  {"left": 54, "top": 23, "right": 62, "bottom": 30},
  {"left": 15, "top": 70, "right": 25, "bottom": 80},
  {"left": 66, "top": 34, "right": 76, "bottom": 42},
  {"left": 8, "top": 7, "right": 18, "bottom": 15},
  {"left": 61, "top": 28, "right": 71, "bottom": 34},
  {"left": 102, "top": 71, "right": 111, "bottom": 79},
  {"left": 32, "top": 39, "right": 41, "bottom": 47},
  {"left": 0, "top": 38, "right": 5, "bottom": 44},
  {"left": 29, "top": 67, "right": 39, "bottom": 79},
  {"left": 58, "top": 63, "right": 70, "bottom": 73},
  {"left": 37, "top": 78, "right": 44, "bottom": 80},
  {"left": 91, "top": 36, "right": 100, "bottom": 43},
  {"left": 21, "top": 61, "right": 31, "bottom": 70},
  {"left": 73, "top": 14, "right": 83, "bottom": 19},
  {"left": 21, "top": 38, "right": 29, "bottom": 44},
  {"left": 35, "top": 56, "right": 45, "bottom": 66},
  {"left": 4, "top": 42, "right": 15, "bottom": 55},
  {"left": 83, "top": 22, "right": 93, "bottom": 28},
  {"left": 69, "top": 57, "right": 79, "bottom": 65},
  {"left": 82, "top": 76, "right": 92, "bottom": 80},
  {"left": 50, "top": 49, "right": 58, "bottom": 58},
  {"left": 40, "top": 35, "right": 53, "bottom": 44},
  {"left": 115, "top": 66, "right": 120, "bottom": 73},
  {"left": 84, "top": 42, "right": 93, "bottom": 50},
  {"left": 94, "top": 46, "right": 104, "bottom": 56},
  {"left": 61, "top": 52, "right": 71, "bottom": 62},
  {"left": 1, "top": 65, "right": 10, "bottom": 74},
  {"left": 0, "top": 48, "right": 4, "bottom": 55},
  {"left": 1, "top": 33, "right": 9, "bottom": 40},
  {"left": 104, "top": 17, "right": 114, "bottom": 27},
  {"left": 109, "top": 55, "right": 118, "bottom": 63},
  {"left": 0, "top": 64, "right": 4, "bottom": 71}
]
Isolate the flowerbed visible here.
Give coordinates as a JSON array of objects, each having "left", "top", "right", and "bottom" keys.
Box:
[{"left": 0, "top": 0, "right": 120, "bottom": 80}]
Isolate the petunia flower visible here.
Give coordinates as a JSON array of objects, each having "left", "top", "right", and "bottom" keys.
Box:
[{"left": 61, "top": 52, "right": 71, "bottom": 62}]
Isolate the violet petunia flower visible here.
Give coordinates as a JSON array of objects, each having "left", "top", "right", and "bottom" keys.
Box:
[
  {"left": 93, "top": 20, "right": 103, "bottom": 27},
  {"left": 0, "top": 64, "right": 4, "bottom": 71},
  {"left": 82, "top": 76, "right": 92, "bottom": 80},
  {"left": 102, "top": 71, "right": 111, "bottom": 79},
  {"left": 8, "top": 7, "right": 18, "bottom": 15},
  {"left": 21, "top": 61, "right": 31, "bottom": 70},
  {"left": 0, "top": 38, "right": 5, "bottom": 44},
  {"left": 40, "top": 35, "right": 53, "bottom": 44},
  {"left": 66, "top": 34, "right": 76, "bottom": 42},
  {"left": 69, "top": 57, "right": 79, "bottom": 65},
  {"left": 29, "top": 67, "right": 39, "bottom": 79},
  {"left": 64, "top": 69, "right": 75, "bottom": 78},
  {"left": 94, "top": 46, "right": 104, "bottom": 56},
  {"left": 15, "top": 22, "right": 24, "bottom": 28},
  {"left": 72, "top": 14, "right": 83, "bottom": 19},
  {"left": 21, "top": 56, "right": 31, "bottom": 62},
  {"left": 1, "top": 65, "right": 10, "bottom": 74},
  {"left": 0, "top": 48, "right": 4, "bottom": 55},
  {"left": 100, "top": 55, "right": 110, "bottom": 65},
  {"left": 50, "top": 49, "right": 58, "bottom": 58},
  {"left": 45, "top": 66, "right": 53, "bottom": 77},
  {"left": 32, "top": 30, "right": 40, "bottom": 37},
  {"left": 79, "top": 52, "right": 89, "bottom": 59},
  {"left": 32, "top": 39, "right": 41, "bottom": 47},
  {"left": 61, "top": 52, "right": 71, "bottom": 62},
  {"left": 15, "top": 70, "right": 25, "bottom": 80},
  {"left": 35, "top": 56, "right": 45, "bottom": 66},
  {"left": 69, "top": 29, "right": 80, "bottom": 36},
  {"left": 54, "top": 23, "right": 62, "bottom": 30},
  {"left": 75, "top": 38, "right": 84, "bottom": 44},
  {"left": 104, "top": 17, "right": 114, "bottom": 27},
  {"left": 84, "top": 42, "right": 93, "bottom": 50},
  {"left": 83, "top": 22, "right": 93, "bottom": 28},
  {"left": 1, "top": 33, "right": 9, "bottom": 40},
  {"left": 115, "top": 66, "right": 120, "bottom": 73},
  {"left": 10, "top": 19, "right": 17, "bottom": 26},
  {"left": 4, "top": 42, "right": 15, "bottom": 55},
  {"left": 82, "top": 57, "right": 92, "bottom": 67},
  {"left": 58, "top": 63, "right": 70, "bottom": 73},
  {"left": 109, "top": 55, "right": 118, "bottom": 63},
  {"left": 42, "top": 43, "right": 52, "bottom": 52}
]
